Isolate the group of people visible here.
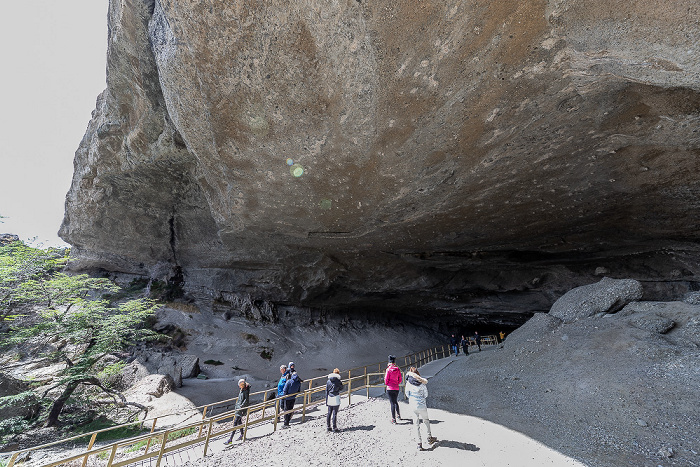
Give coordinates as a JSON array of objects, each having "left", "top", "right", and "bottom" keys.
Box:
[
  {"left": 385, "top": 355, "right": 438, "bottom": 451},
  {"left": 449, "top": 332, "right": 481, "bottom": 356},
  {"left": 224, "top": 356, "right": 439, "bottom": 451}
]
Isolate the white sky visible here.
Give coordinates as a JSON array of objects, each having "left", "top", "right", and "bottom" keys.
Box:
[{"left": 0, "top": 1, "right": 108, "bottom": 246}]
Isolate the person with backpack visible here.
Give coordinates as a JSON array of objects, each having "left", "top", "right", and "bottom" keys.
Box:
[
  {"left": 474, "top": 331, "right": 482, "bottom": 351},
  {"left": 326, "top": 368, "right": 344, "bottom": 432},
  {"left": 405, "top": 367, "right": 437, "bottom": 451},
  {"left": 282, "top": 371, "right": 302, "bottom": 427},
  {"left": 224, "top": 378, "right": 250, "bottom": 444},
  {"left": 384, "top": 355, "right": 403, "bottom": 423}
]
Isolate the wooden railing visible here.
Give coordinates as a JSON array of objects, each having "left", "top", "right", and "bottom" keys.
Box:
[{"left": 2, "top": 345, "right": 449, "bottom": 467}]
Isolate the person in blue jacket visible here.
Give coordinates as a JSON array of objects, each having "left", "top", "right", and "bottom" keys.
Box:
[{"left": 282, "top": 371, "right": 302, "bottom": 427}]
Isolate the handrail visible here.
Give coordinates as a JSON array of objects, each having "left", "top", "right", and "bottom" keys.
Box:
[{"left": 1, "top": 344, "right": 449, "bottom": 467}]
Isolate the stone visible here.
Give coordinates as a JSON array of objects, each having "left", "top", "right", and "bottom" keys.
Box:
[
  {"left": 130, "top": 374, "right": 175, "bottom": 398},
  {"left": 179, "top": 354, "right": 200, "bottom": 379},
  {"left": 549, "top": 278, "right": 643, "bottom": 323},
  {"left": 683, "top": 292, "right": 700, "bottom": 305},
  {"left": 629, "top": 316, "right": 675, "bottom": 334},
  {"left": 59, "top": 0, "right": 700, "bottom": 323}
]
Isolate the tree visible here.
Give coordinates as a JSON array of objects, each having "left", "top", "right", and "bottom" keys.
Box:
[{"left": 0, "top": 242, "right": 162, "bottom": 427}]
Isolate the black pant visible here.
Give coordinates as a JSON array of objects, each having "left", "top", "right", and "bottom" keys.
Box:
[
  {"left": 283, "top": 398, "right": 295, "bottom": 426},
  {"left": 387, "top": 390, "right": 401, "bottom": 420},
  {"left": 227, "top": 414, "right": 242, "bottom": 442},
  {"left": 327, "top": 405, "right": 339, "bottom": 428},
  {"left": 462, "top": 344, "right": 469, "bottom": 355}
]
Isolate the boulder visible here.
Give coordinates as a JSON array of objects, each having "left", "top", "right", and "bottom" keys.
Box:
[
  {"left": 550, "top": 277, "right": 643, "bottom": 323},
  {"left": 130, "top": 374, "right": 175, "bottom": 398}
]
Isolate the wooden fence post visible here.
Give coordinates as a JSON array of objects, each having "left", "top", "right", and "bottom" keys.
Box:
[
  {"left": 274, "top": 398, "right": 280, "bottom": 431},
  {"left": 144, "top": 418, "right": 158, "bottom": 454},
  {"left": 198, "top": 406, "right": 208, "bottom": 437},
  {"left": 302, "top": 391, "right": 308, "bottom": 422},
  {"left": 243, "top": 407, "right": 251, "bottom": 441},
  {"left": 81, "top": 432, "right": 98, "bottom": 467},
  {"left": 203, "top": 420, "right": 214, "bottom": 457},
  {"left": 106, "top": 444, "right": 118, "bottom": 467},
  {"left": 155, "top": 430, "right": 169, "bottom": 467}
]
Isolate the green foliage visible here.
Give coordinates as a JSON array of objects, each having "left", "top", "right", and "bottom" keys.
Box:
[
  {"left": 71, "top": 415, "right": 144, "bottom": 442},
  {"left": 0, "top": 416, "right": 31, "bottom": 442},
  {"left": 0, "top": 241, "right": 69, "bottom": 322},
  {"left": 0, "top": 241, "right": 163, "bottom": 426}
]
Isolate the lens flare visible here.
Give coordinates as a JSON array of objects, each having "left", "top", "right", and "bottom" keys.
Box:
[
  {"left": 286, "top": 158, "right": 294, "bottom": 166},
  {"left": 290, "top": 164, "right": 304, "bottom": 177}
]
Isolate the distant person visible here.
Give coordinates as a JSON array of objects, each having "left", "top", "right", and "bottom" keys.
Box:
[
  {"left": 460, "top": 335, "right": 469, "bottom": 356},
  {"left": 384, "top": 355, "right": 403, "bottom": 423},
  {"left": 282, "top": 371, "right": 302, "bottom": 428},
  {"left": 474, "top": 331, "right": 482, "bottom": 351},
  {"left": 499, "top": 331, "right": 506, "bottom": 342},
  {"left": 449, "top": 334, "right": 459, "bottom": 356},
  {"left": 224, "top": 378, "right": 250, "bottom": 444},
  {"left": 405, "top": 367, "right": 437, "bottom": 451},
  {"left": 287, "top": 361, "right": 296, "bottom": 375},
  {"left": 326, "top": 368, "right": 344, "bottom": 432}
]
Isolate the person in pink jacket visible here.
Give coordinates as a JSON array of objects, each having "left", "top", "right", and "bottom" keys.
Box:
[{"left": 384, "top": 355, "right": 403, "bottom": 423}]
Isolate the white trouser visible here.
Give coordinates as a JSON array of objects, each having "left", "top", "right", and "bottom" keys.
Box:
[{"left": 412, "top": 408, "right": 432, "bottom": 443}]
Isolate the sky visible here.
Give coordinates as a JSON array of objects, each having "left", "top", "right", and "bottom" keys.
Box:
[{"left": 0, "top": 2, "right": 108, "bottom": 247}]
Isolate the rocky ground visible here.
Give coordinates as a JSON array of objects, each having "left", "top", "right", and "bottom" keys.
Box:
[{"left": 431, "top": 303, "right": 700, "bottom": 466}]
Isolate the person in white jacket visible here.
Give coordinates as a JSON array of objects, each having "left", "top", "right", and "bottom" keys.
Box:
[{"left": 404, "top": 367, "right": 438, "bottom": 451}]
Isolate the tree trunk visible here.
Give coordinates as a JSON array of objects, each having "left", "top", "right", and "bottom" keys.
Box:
[{"left": 45, "top": 380, "right": 80, "bottom": 427}]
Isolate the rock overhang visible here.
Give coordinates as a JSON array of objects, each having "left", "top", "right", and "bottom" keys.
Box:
[{"left": 61, "top": 0, "right": 700, "bottom": 325}]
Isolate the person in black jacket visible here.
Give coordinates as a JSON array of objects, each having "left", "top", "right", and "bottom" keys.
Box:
[
  {"left": 326, "top": 368, "right": 344, "bottom": 432},
  {"left": 225, "top": 378, "right": 250, "bottom": 444},
  {"left": 460, "top": 335, "right": 469, "bottom": 356},
  {"left": 282, "top": 371, "right": 302, "bottom": 427}
]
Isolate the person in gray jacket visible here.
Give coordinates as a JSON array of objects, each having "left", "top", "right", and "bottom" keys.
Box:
[
  {"left": 326, "top": 368, "right": 344, "bottom": 432},
  {"left": 225, "top": 378, "right": 250, "bottom": 444},
  {"left": 404, "top": 367, "right": 438, "bottom": 451}
]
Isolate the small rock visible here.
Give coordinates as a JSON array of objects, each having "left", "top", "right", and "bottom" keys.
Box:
[
  {"left": 636, "top": 419, "right": 648, "bottom": 427},
  {"left": 658, "top": 446, "right": 674, "bottom": 458},
  {"left": 594, "top": 267, "right": 609, "bottom": 275}
]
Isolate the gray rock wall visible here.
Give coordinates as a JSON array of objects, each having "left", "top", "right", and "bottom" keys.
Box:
[{"left": 61, "top": 0, "right": 700, "bottom": 324}]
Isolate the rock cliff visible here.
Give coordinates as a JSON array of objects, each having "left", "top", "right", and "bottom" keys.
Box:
[{"left": 61, "top": 0, "right": 700, "bottom": 327}]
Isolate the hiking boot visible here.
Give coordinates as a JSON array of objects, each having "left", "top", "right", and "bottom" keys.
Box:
[
  {"left": 333, "top": 427, "right": 340, "bottom": 432},
  {"left": 391, "top": 418, "right": 396, "bottom": 424},
  {"left": 327, "top": 427, "right": 332, "bottom": 432},
  {"left": 417, "top": 443, "right": 425, "bottom": 451},
  {"left": 428, "top": 436, "right": 438, "bottom": 444},
  {"left": 236, "top": 434, "right": 243, "bottom": 441},
  {"left": 224, "top": 440, "right": 232, "bottom": 446}
]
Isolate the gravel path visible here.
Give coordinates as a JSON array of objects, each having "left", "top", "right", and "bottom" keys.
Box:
[{"left": 172, "top": 358, "right": 585, "bottom": 467}]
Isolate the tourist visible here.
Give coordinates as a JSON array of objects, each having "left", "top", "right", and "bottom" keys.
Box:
[
  {"left": 326, "top": 368, "right": 344, "bottom": 432},
  {"left": 474, "top": 331, "right": 482, "bottom": 351},
  {"left": 384, "top": 355, "right": 403, "bottom": 423},
  {"left": 404, "top": 367, "right": 437, "bottom": 451},
  {"left": 224, "top": 378, "right": 250, "bottom": 444},
  {"left": 449, "top": 334, "right": 459, "bottom": 355},
  {"left": 460, "top": 335, "right": 469, "bottom": 356},
  {"left": 282, "top": 371, "right": 302, "bottom": 427}
]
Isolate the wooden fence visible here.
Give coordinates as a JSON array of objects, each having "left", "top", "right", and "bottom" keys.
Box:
[{"left": 2, "top": 345, "right": 450, "bottom": 467}]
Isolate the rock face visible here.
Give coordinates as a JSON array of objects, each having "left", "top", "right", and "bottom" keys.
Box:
[
  {"left": 61, "top": 0, "right": 700, "bottom": 326},
  {"left": 549, "top": 277, "right": 642, "bottom": 322}
]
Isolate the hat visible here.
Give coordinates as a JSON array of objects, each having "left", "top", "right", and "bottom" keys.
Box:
[
  {"left": 288, "top": 361, "right": 295, "bottom": 368},
  {"left": 238, "top": 378, "right": 246, "bottom": 385},
  {"left": 388, "top": 355, "right": 396, "bottom": 363}
]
